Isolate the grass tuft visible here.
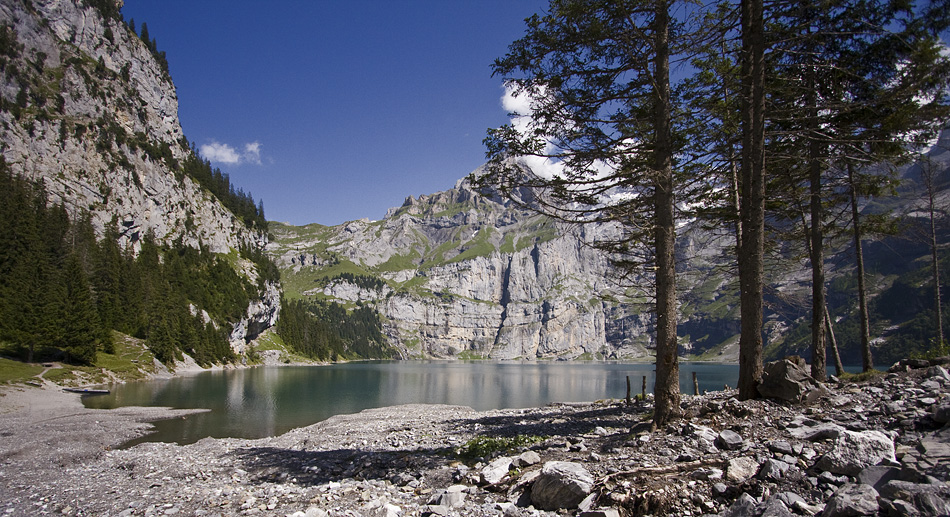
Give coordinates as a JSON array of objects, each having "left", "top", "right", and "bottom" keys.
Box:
[{"left": 456, "top": 435, "right": 544, "bottom": 460}]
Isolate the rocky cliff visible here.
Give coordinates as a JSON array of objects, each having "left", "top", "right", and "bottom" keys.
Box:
[
  {"left": 0, "top": 0, "right": 278, "bottom": 351},
  {"left": 270, "top": 172, "right": 663, "bottom": 360}
]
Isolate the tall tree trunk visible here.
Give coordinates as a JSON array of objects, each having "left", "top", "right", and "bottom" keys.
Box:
[
  {"left": 737, "top": 0, "right": 766, "bottom": 400},
  {"left": 933, "top": 209, "right": 944, "bottom": 348},
  {"left": 824, "top": 303, "right": 844, "bottom": 376},
  {"left": 800, "top": 206, "right": 843, "bottom": 378},
  {"left": 924, "top": 158, "right": 945, "bottom": 347},
  {"left": 652, "top": 0, "right": 680, "bottom": 427},
  {"left": 808, "top": 99, "right": 827, "bottom": 381},
  {"left": 847, "top": 162, "right": 873, "bottom": 372}
]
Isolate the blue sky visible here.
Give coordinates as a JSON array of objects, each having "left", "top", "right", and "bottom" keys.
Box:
[{"left": 120, "top": 1, "right": 546, "bottom": 226}]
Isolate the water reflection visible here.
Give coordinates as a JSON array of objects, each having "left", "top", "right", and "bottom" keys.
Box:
[{"left": 84, "top": 361, "right": 741, "bottom": 444}]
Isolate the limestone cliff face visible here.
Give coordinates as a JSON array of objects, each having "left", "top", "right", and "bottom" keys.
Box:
[
  {"left": 0, "top": 0, "right": 277, "bottom": 349},
  {"left": 0, "top": 0, "right": 262, "bottom": 253},
  {"left": 271, "top": 175, "right": 655, "bottom": 360}
]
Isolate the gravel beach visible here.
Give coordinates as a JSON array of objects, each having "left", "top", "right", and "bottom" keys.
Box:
[{"left": 3, "top": 363, "right": 950, "bottom": 516}]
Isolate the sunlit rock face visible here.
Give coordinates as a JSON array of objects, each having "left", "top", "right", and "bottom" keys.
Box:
[
  {"left": 270, "top": 131, "right": 950, "bottom": 364},
  {"left": 270, "top": 174, "right": 667, "bottom": 360},
  {"left": 0, "top": 0, "right": 265, "bottom": 254}
]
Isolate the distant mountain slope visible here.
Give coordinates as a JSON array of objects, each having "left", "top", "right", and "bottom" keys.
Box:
[
  {"left": 0, "top": 0, "right": 278, "bottom": 356},
  {"left": 269, "top": 173, "right": 658, "bottom": 360}
]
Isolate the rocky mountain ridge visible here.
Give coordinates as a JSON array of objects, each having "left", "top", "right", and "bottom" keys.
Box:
[
  {"left": 0, "top": 0, "right": 278, "bottom": 352},
  {"left": 271, "top": 171, "right": 705, "bottom": 361}
]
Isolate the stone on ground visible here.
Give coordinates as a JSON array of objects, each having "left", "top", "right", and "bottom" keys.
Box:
[
  {"left": 821, "top": 483, "right": 879, "bottom": 517},
  {"left": 530, "top": 461, "right": 594, "bottom": 511},
  {"left": 726, "top": 457, "right": 759, "bottom": 482},
  {"left": 480, "top": 456, "right": 514, "bottom": 485},
  {"left": 816, "top": 430, "right": 896, "bottom": 476},
  {"left": 758, "top": 357, "right": 820, "bottom": 403},
  {"left": 716, "top": 429, "right": 744, "bottom": 451}
]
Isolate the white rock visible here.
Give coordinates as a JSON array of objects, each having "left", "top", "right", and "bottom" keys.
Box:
[
  {"left": 480, "top": 456, "right": 514, "bottom": 485},
  {"left": 726, "top": 457, "right": 759, "bottom": 482},
  {"left": 816, "top": 430, "right": 896, "bottom": 476}
]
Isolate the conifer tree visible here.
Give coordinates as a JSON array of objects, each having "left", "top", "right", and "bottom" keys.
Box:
[
  {"left": 765, "top": 0, "right": 950, "bottom": 378},
  {"left": 60, "top": 253, "right": 100, "bottom": 365},
  {"left": 479, "top": 0, "right": 719, "bottom": 425}
]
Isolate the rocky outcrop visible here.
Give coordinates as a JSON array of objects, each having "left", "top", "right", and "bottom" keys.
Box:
[
  {"left": 229, "top": 281, "right": 282, "bottom": 352},
  {"left": 0, "top": 0, "right": 264, "bottom": 252}
]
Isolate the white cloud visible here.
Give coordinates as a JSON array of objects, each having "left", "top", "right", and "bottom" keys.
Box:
[
  {"left": 243, "top": 142, "right": 262, "bottom": 165},
  {"left": 502, "top": 83, "right": 565, "bottom": 180},
  {"left": 200, "top": 140, "right": 263, "bottom": 165},
  {"left": 201, "top": 141, "right": 241, "bottom": 164},
  {"left": 502, "top": 82, "right": 536, "bottom": 116},
  {"left": 502, "top": 83, "right": 623, "bottom": 183}
]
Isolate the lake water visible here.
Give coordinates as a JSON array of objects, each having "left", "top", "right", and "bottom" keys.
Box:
[{"left": 84, "top": 361, "right": 744, "bottom": 444}]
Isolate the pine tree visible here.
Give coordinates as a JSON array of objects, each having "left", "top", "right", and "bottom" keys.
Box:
[
  {"left": 477, "top": 0, "right": 721, "bottom": 426},
  {"left": 60, "top": 253, "right": 99, "bottom": 365},
  {"left": 736, "top": 0, "right": 766, "bottom": 399},
  {"left": 764, "top": 0, "right": 950, "bottom": 378}
]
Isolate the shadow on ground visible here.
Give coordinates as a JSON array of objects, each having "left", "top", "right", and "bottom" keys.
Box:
[
  {"left": 232, "top": 445, "right": 454, "bottom": 486},
  {"left": 230, "top": 403, "right": 652, "bottom": 486},
  {"left": 458, "top": 403, "right": 646, "bottom": 435}
]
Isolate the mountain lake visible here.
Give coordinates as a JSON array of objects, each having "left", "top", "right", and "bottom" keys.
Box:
[{"left": 81, "top": 361, "right": 857, "bottom": 445}]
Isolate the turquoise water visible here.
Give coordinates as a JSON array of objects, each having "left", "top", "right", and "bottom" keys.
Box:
[{"left": 83, "top": 361, "right": 743, "bottom": 444}]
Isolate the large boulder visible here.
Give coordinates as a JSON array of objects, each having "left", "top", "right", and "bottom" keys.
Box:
[
  {"left": 817, "top": 430, "right": 896, "bottom": 476},
  {"left": 878, "top": 480, "right": 950, "bottom": 516},
  {"left": 758, "top": 357, "right": 822, "bottom": 403},
  {"left": 821, "top": 483, "right": 880, "bottom": 517},
  {"left": 530, "top": 461, "right": 594, "bottom": 511}
]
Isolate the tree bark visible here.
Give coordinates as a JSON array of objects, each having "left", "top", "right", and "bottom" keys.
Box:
[
  {"left": 800, "top": 208, "right": 841, "bottom": 378},
  {"left": 808, "top": 100, "right": 827, "bottom": 381},
  {"left": 737, "top": 0, "right": 766, "bottom": 400},
  {"left": 825, "top": 303, "right": 844, "bottom": 376},
  {"left": 847, "top": 163, "right": 873, "bottom": 371},
  {"left": 652, "top": 0, "right": 680, "bottom": 427},
  {"left": 924, "top": 158, "right": 945, "bottom": 347}
]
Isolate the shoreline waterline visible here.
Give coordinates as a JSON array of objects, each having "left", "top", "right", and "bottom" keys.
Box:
[{"left": 78, "top": 360, "right": 863, "bottom": 444}]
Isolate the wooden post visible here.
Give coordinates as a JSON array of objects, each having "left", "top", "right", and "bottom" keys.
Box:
[
  {"left": 626, "top": 376, "right": 632, "bottom": 406},
  {"left": 692, "top": 371, "right": 699, "bottom": 396},
  {"left": 642, "top": 376, "right": 647, "bottom": 401}
]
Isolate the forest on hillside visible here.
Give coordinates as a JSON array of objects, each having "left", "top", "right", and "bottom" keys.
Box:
[
  {"left": 0, "top": 157, "right": 266, "bottom": 366},
  {"left": 277, "top": 298, "right": 397, "bottom": 362},
  {"left": 0, "top": 156, "right": 395, "bottom": 366}
]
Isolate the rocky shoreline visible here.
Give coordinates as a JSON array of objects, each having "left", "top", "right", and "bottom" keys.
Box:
[{"left": 2, "top": 361, "right": 950, "bottom": 516}]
